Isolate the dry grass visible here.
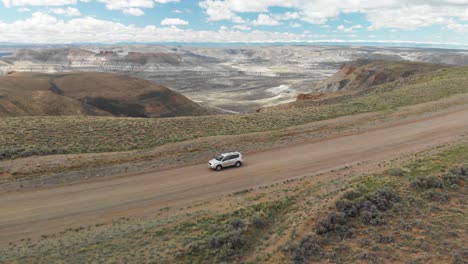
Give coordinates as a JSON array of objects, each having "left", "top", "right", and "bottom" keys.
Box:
[
  {"left": 286, "top": 144, "right": 468, "bottom": 264},
  {"left": 2, "top": 66, "right": 468, "bottom": 160}
]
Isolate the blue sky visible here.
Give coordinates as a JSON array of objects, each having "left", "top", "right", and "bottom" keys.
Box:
[{"left": 1, "top": 0, "right": 468, "bottom": 47}]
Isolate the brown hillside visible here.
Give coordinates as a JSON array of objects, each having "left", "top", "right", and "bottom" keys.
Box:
[
  {"left": 0, "top": 72, "right": 210, "bottom": 118},
  {"left": 314, "top": 60, "right": 446, "bottom": 93},
  {"left": 259, "top": 61, "right": 450, "bottom": 112}
]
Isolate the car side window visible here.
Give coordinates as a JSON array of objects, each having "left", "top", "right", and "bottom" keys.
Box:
[
  {"left": 232, "top": 154, "right": 239, "bottom": 159},
  {"left": 223, "top": 156, "right": 231, "bottom": 161}
]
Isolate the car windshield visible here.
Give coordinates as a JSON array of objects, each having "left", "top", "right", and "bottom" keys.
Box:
[{"left": 215, "top": 155, "right": 225, "bottom": 161}]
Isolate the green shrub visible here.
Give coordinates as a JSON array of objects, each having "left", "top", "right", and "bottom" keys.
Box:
[
  {"left": 423, "top": 191, "right": 449, "bottom": 202},
  {"left": 360, "top": 209, "right": 386, "bottom": 226},
  {"left": 315, "top": 212, "right": 355, "bottom": 239},
  {"left": 230, "top": 218, "right": 245, "bottom": 230},
  {"left": 374, "top": 234, "right": 394, "bottom": 244},
  {"left": 335, "top": 200, "right": 359, "bottom": 217},
  {"left": 289, "top": 234, "right": 323, "bottom": 264},
  {"left": 251, "top": 215, "right": 266, "bottom": 229},
  {"left": 359, "top": 189, "right": 400, "bottom": 212},
  {"left": 410, "top": 176, "right": 444, "bottom": 190},
  {"left": 443, "top": 173, "right": 464, "bottom": 187},
  {"left": 342, "top": 190, "right": 362, "bottom": 200},
  {"left": 448, "top": 166, "right": 468, "bottom": 177}
]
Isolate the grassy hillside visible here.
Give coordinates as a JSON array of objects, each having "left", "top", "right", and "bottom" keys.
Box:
[
  {"left": 0, "top": 72, "right": 210, "bottom": 118},
  {"left": 1, "top": 66, "right": 468, "bottom": 160}
]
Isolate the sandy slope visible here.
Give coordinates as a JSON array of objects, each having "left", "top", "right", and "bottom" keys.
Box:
[{"left": 1, "top": 105, "right": 468, "bottom": 244}]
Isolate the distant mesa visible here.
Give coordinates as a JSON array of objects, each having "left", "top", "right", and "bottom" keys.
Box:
[{"left": 0, "top": 72, "right": 211, "bottom": 118}]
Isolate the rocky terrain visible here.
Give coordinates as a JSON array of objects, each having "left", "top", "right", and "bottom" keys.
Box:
[
  {"left": 2, "top": 45, "right": 468, "bottom": 112},
  {"left": 312, "top": 60, "right": 446, "bottom": 93},
  {"left": 259, "top": 61, "right": 452, "bottom": 112},
  {"left": 0, "top": 72, "right": 210, "bottom": 118}
]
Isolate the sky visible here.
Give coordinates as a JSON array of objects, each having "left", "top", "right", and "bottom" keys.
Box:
[{"left": 1, "top": 0, "right": 468, "bottom": 47}]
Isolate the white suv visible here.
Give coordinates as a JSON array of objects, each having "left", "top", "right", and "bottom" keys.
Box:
[{"left": 208, "top": 152, "right": 244, "bottom": 171}]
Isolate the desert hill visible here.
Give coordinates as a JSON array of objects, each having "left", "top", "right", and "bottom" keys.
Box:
[
  {"left": 259, "top": 61, "right": 450, "bottom": 112},
  {"left": 0, "top": 72, "right": 210, "bottom": 118},
  {"left": 314, "top": 60, "right": 446, "bottom": 93}
]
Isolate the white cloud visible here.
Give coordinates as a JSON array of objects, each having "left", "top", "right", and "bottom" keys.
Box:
[
  {"left": 199, "top": 0, "right": 244, "bottom": 23},
  {"left": 290, "top": 22, "right": 302, "bottom": 28},
  {"left": 2, "top": 0, "right": 76, "bottom": 7},
  {"left": 49, "top": 6, "right": 80, "bottom": 16},
  {"left": 172, "top": 8, "right": 191, "bottom": 14},
  {"left": 337, "top": 24, "right": 363, "bottom": 33},
  {"left": 96, "top": 0, "right": 178, "bottom": 16},
  {"left": 252, "top": 13, "right": 280, "bottom": 26},
  {"left": 97, "top": 0, "right": 153, "bottom": 11},
  {"left": 154, "top": 0, "right": 179, "bottom": 3},
  {"left": 273, "top": 11, "right": 300, "bottom": 21},
  {"left": 447, "top": 23, "right": 468, "bottom": 32},
  {"left": 17, "top": 7, "right": 30, "bottom": 11},
  {"left": 0, "top": 13, "right": 465, "bottom": 46},
  {"left": 0, "top": 12, "right": 314, "bottom": 43},
  {"left": 161, "top": 17, "right": 188, "bottom": 26},
  {"left": 122, "top": 7, "right": 144, "bottom": 16},
  {"left": 232, "top": 24, "right": 251, "bottom": 30},
  {"left": 198, "top": 0, "right": 468, "bottom": 30}
]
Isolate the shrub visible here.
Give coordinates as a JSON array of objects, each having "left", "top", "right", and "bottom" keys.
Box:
[
  {"left": 230, "top": 218, "right": 245, "bottom": 230},
  {"left": 289, "top": 234, "right": 323, "bottom": 264},
  {"left": 315, "top": 212, "right": 348, "bottom": 234},
  {"left": 443, "top": 173, "right": 463, "bottom": 187},
  {"left": 423, "top": 191, "right": 449, "bottom": 202},
  {"left": 449, "top": 166, "right": 468, "bottom": 177},
  {"left": 343, "top": 190, "right": 362, "bottom": 200},
  {"left": 315, "top": 212, "right": 355, "bottom": 239},
  {"left": 335, "top": 200, "right": 359, "bottom": 217},
  {"left": 354, "top": 189, "right": 400, "bottom": 226},
  {"left": 361, "top": 209, "right": 386, "bottom": 226},
  {"left": 461, "top": 165, "right": 468, "bottom": 176},
  {"left": 335, "top": 224, "right": 356, "bottom": 239},
  {"left": 374, "top": 234, "right": 394, "bottom": 244},
  {"left": 410, "top": 176, "right": 444, "bottom": 190},
  {"left": 359, "top": 189, "right": 400, "bottom": 212},
  {"left": 208, "top": 231, "right": 246, "bottom": 250},
  {"left": 251, "top": 215, "right": 266, "bottom": 229}
]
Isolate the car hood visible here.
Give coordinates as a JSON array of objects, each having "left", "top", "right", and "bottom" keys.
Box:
[{"left": 208, "top": 159, "right": 220, "bottom": 164}]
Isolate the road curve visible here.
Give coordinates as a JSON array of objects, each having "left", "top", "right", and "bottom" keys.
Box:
[{"left": 1, "top": 106, "right": 468, "bottom": 244}]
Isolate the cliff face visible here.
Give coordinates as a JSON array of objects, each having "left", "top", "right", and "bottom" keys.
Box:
[
  {"left": 312, "top": 60, "right": 445, "bottom": 93},
  {"left": 0, "top": 72, "right": 211, "bottom": 118}
]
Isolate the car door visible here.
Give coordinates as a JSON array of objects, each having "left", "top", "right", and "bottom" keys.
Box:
[{"left": 223, "top": 155, "right": 235, "bottom": 167}]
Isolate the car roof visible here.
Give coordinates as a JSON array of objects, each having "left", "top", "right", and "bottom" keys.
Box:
[{"left": 221, "top": 151, "right": 240, "bottom": 156}]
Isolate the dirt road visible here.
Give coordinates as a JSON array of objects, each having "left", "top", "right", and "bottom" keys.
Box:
[{"left": 1, "top": 106, "right": 468, "bottom": 244}]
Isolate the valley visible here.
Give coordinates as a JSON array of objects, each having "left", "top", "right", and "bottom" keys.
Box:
[{"left": 2, "top": 45, "right": 468, "bottom": 112}]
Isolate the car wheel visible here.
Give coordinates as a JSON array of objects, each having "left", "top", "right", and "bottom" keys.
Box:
[
  {"left": 235, "top": 162, "right": 242, "bottom": 168},
  {"left": 216, "top": 165, "right": 223, "bottom": 171}
]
